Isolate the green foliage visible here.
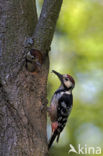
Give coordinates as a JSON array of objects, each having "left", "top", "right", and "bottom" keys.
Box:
[{"left": 57, "top": 0, "right": 103, "bottom": 60}]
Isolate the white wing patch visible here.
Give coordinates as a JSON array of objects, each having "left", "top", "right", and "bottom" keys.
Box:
[{"left": 61, "top": 102, "right": 66, "bottom": 108}]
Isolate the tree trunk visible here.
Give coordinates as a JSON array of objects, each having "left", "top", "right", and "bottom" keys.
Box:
[{"left": 0, "top": 0, "right": 63, "bottom": 155}]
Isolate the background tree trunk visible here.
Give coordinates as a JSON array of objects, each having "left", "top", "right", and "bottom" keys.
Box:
[{"left": 0, "top": 0, "right": 62, "bottom": 155}]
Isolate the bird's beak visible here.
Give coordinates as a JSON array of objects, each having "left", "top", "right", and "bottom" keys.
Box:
[{"left": 52, "top": 70, "right": 63, "bottom": 82}]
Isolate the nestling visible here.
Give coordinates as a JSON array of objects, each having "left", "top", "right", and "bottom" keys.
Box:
[{"left": 26, "top": 49, "right": 42, "bottom": 73}]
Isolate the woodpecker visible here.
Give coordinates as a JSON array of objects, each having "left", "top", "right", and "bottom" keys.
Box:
[
  {"left": 26, "top": 49, "right": 42, "bottom": 72},
  {"left": 48, "top": 70, "right": 75, "bottom": 149}
]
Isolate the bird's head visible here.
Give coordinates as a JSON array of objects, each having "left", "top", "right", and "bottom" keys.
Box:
[{"left": 52, "top": 70, "right": 75, "bottom": 90}]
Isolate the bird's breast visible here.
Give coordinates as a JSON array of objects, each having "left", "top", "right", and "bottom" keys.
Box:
[{"left": 49, "top": 93, "right": 62, "bottom": 121}]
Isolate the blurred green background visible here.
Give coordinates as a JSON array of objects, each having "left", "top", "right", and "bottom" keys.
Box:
[{"left": 37, "top": 0, "right": 103, "bottom": 155}]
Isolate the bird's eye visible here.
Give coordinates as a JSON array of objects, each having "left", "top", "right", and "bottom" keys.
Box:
[
  {"left": 65, "top": 78, "right": 68, "bottom": 81},
  {"left": 31, "top": 56, "right": 34, "bottom": 59}
]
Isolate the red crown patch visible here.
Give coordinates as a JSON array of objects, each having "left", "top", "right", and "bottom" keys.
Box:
[{"left": 67, "top": 74, "right": 75, "bottom": 85}]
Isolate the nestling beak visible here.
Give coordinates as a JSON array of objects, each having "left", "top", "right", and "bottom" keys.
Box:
[{"left": 52, "top": 70, "right": 63, "bottom": 83}]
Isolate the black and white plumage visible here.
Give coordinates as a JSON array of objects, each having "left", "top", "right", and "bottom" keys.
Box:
[{"left": 48, "top": 70, "right": 75, "bottom": 149}]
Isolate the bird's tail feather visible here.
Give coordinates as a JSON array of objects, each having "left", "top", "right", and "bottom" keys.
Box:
[
  {"left": 48, "top": 129, "right": 58, "bottom": 150},
  {"left": 56, "top": 133, "right": 60, "bottom": 143}
]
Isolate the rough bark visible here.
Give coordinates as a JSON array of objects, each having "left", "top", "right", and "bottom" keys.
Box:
[
  {"left": 0, "top": 0, "right": 63, "bottom": 156},
  {"left": 33, "top": 0, "right": 63, "bottom": 53}
]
